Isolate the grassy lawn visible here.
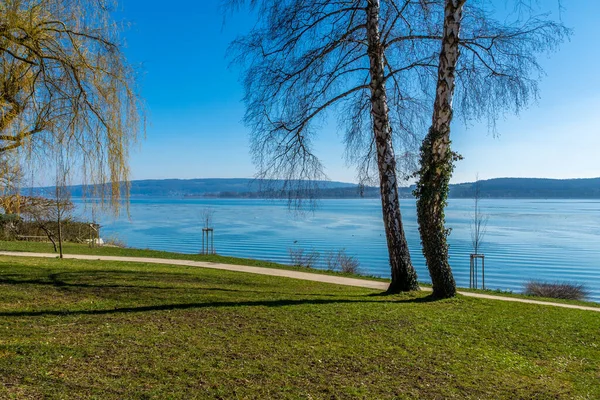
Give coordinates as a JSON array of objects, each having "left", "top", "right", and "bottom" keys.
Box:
[
  {"left": 0, "top": 256, "right": 598, "bottom": 399},
  {"left": 0, "top": 240, "right": 388, "bottom": 282},
  {"left": 1, "top": 240, "right": 598, "bottom": 309},
  {"left": 455, "top": 286, "right": 600, "bottom": 309}
]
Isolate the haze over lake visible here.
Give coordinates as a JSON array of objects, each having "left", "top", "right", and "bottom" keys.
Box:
[{"left": 77, "top": 198, "right": 600, "bottom": 302}]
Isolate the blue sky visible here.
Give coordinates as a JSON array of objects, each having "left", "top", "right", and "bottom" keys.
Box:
[{"left": 118, "top": 0, "right": 600, "bottom": 184}]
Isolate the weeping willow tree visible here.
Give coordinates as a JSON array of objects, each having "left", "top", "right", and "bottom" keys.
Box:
[{"left": 0, "top": 0, "right": 142, "bottom": 211}]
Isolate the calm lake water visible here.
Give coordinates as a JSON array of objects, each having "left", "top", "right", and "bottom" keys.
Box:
[{"left": 76, "top": 198, "right": 600, "bottom": 302}]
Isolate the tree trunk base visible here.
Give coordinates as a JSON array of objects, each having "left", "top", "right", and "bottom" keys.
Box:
[{"left": 386, "top": 280, "right": 420, "bottom": 294}]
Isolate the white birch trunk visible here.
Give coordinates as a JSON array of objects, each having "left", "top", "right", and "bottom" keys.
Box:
[
  {"left": 415, "top": 0, "right": 466, "bottom": 298},
  {"left": 432, "top": 0, "right": 465, "bottom": 139},
  {"left": 366, "top": 0, "right": 419, "bottom": 292}
]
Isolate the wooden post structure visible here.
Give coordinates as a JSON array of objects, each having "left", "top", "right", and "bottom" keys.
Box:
[
  {"left": 202, "top": 227, "right": 214, "bottom": 255},
  {"left": 470, "top": 254, "right": 485, "bottom": 289}
]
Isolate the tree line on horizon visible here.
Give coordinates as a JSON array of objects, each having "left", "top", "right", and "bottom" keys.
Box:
[
  {"left": 28, "top": 177, "right": 600, "bottom": 199},
  {"left": 0, "top": 0, "right": 568, "bottom": 298}
]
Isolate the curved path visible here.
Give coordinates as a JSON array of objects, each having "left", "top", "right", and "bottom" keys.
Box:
[{"left": 1, "top": 251, "right": 598, "bottom": 313}]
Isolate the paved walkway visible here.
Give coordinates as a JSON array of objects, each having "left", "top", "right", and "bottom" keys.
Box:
[{"left": 1, "top": 251, "right": 598, "bottom": 313}]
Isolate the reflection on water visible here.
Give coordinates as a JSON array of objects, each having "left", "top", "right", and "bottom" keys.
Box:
[{"left": 75, "top": 198, "right": 600, "bottom": 302}]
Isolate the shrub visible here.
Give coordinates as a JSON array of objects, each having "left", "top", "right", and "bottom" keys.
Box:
[
  {"left": 524, "top": 281, "right": 588, "bottom": 301},
  {"left": 0, "top": 213, "right": 21, "bottom": 240},
  {"left": 4, "top": 220, "right": 97, "bottom": 243},
  {"left": 289, "top": 248, "right": 320, "bottom": 268},
  {"left": 326, "top": 249, "right": 360, "bottom": 274}
]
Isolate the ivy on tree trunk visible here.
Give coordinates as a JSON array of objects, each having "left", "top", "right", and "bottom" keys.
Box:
[{"left": 415, "top": 0, "right": 466, "bottom": 299}]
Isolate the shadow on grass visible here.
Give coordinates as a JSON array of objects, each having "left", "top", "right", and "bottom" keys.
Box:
[
  {"left": 0, "top": 273, "right": 175, "bottom": 291},
  {"left": 368, "top": 291, "right": 439, "bottom": 303},
  {"left": 0, "top": 272, "right": 377, "bottom": 300},
  {"left": 0, "top": 295, "right": 433, "bottom": 317}
]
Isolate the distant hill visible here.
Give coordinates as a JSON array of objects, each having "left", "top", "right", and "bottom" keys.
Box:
[
  {"left": 30, "top": 178, "right": 364, "bottom": 198},
  {"left": 201, "top": 185, "right": 382, "bottom": 199},
  {"left": 28, "top": 177, "right": 600, "bottom": 199},
  {"left": 448, "top": 177, "right": 600, "bottom": 199}
]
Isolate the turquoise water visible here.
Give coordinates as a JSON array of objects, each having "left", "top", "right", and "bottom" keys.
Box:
[{"left": 77, "top": 198, "right": 600, "bottom": 301}]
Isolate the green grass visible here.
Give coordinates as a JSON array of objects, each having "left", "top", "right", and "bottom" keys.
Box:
[
  {"left": 2, "top": 240, "right": 598, "bottom": 309},
  {"left": 0, "top": 240, "right": 388, "bottom": 282},
  {"left": 0, "top": 256, "right": 598, "bottom": 399},
  {"left": 456, "top": 286, "right": 600, "bottom": 309}
]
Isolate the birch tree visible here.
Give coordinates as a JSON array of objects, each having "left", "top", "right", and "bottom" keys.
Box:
[
  {"left": 414, "top": 0, "right": 568, "bottom": 297},
  {"left": 0, "top": 0, "right": 142, "bottom": 210},
  {"left": 414, "top": 0, "right": 466, "bottom": 298},
  {"left": 228, "top": 0, "right": 567, "bottom": 294},
  {"left": 228, "top": 0, "right": 444, "bottom": 292}
]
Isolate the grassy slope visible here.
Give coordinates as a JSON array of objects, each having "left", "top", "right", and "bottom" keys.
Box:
[
  {"left": 0, "top": 240, "right": 388, "bottom": 282},
  {"left": 0, "top": 256, "right": 598, "bottom": 399},
  {"left": 1, "top": 240, "right": 598, "bottom": 309}
]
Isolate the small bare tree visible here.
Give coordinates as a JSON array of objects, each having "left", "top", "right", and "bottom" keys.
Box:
[
  {"left": 53, "top": 152, "right": 72, "bottom": 258},
  {"left": 470, "top": 175, "right": 487, "bottom": 256},
  {"left": 289, "top": 248, "right": 320, "bottom": 269},
  {"left": 19, "top": 195, "right": 74, "bottom": 254},
  {"left": 326, "top": 249, "right": 361, "bottom": 274},
  {"left": 201, "top": 207, "right": 215, "bottom": 229},
  {"left": 52, "top": 189, "right": 74, "bottom": 259},
  {"left": 17, "top": 149, "right": 74, "bottom": 256},
  {"left": 469, "top": 174, "right": 488, "bottom": 288},
  {"left": 200, "top": 207, "right": 215, "bottom": 255}
]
